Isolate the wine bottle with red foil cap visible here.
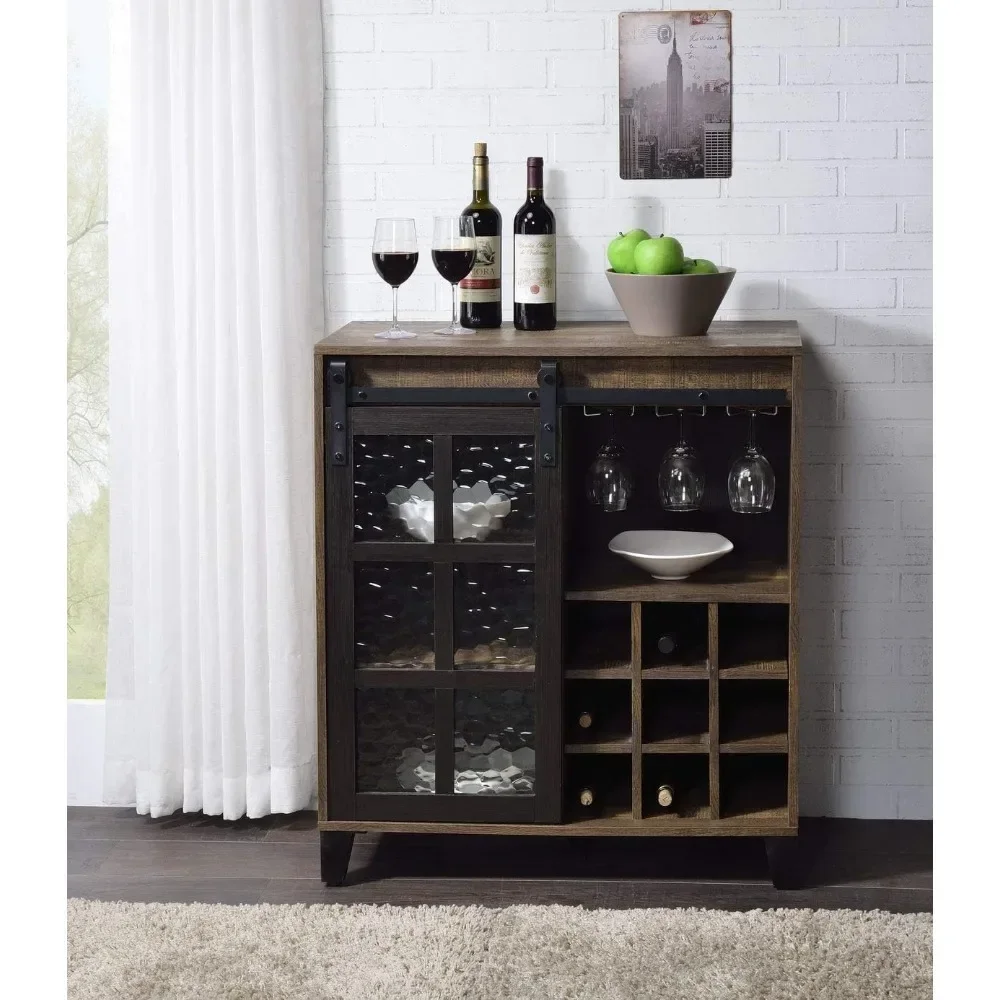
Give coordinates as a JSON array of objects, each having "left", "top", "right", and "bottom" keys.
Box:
[{"left": 513, "top": 156, "right": 556, "bottom": 331}]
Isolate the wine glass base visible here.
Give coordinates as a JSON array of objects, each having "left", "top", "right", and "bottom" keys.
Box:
[
  {"left": 729, "top": 503, "right": 774, "bottom": 514},
  {"left": 375, "top": 327, "right": 417, "bottom": 340},
  {"left": 433, "top": 324, "right": 476, "bottom": 336}
]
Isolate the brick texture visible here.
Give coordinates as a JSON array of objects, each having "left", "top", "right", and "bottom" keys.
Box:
[{"left": 323, "top": 2, "right": 933, "bottom": 819}]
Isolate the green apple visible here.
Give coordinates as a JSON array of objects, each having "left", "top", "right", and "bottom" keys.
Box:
[
  {"left": 633, "top": 236, "right": 685, "bottom": 275},
  {"left": 682, "top": 258, "right": 719, "bottom": 275},
  {"left": 607, "top": 228, "right": 652, "bottom": 274}
]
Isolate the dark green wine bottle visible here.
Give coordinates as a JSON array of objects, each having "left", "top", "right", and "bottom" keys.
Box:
[{"left": 459, "top": 142, "right": 502, "bottom": 329}]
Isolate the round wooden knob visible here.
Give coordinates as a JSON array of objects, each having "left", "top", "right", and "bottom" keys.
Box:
[
  {"left": 578, "top": 711, "right": 593, "bottom": 729},
  {"left": 657, "top": 784, "right": 674, "bottom": 809},
  {"left": 579, "top": 787, "right": 595, "bottom": 807}
]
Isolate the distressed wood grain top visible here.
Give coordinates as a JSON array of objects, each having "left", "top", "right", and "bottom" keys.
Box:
[{"left": 316, "top": 321, "right": 801, "bottom": 358}]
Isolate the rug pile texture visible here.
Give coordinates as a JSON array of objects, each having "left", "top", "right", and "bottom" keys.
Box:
[{"left": 68, "top": 899, "right": 931, "bottom": 999}]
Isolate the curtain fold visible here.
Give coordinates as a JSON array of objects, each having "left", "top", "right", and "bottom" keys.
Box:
[{"left": 105, "top": 0, "right": 324, "bottom": 819}]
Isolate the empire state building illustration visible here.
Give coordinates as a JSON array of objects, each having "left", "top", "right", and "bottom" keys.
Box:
[
  {"left": 665, "top": 33, "right": 683, "bottom": 150},
  {"left": 618, "top": 11, "right": 732, "bottom": 180}
]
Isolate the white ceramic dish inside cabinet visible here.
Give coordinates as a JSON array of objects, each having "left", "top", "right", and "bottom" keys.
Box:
[
  {"left": 386, "top": 479, "right": 512, "bottom": 542},
  {"left": 608, "top": 529, "right": 734, "bottom": 580}
]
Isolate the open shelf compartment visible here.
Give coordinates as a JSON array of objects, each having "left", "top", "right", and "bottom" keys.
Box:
[
  {"left": 642, "top": 679, "right": 710, "bottom": 752},
  {"left": 719, "top": 604, "right": 789, "bottom": 679},
  {"left": 564, "top": 678, "right": 632, "bottom": 753},
  {"left": 564, "top": 753, "right": 632, "bottom": 825},
  {"left": 721, "top": 754, "right": 789, "bottom": 823},
  {"left": 564, "top": 602, "right": 631, "bottom": 678},
  {"left": 720, "top": 679, "right": 788, "bottom": 753},
  {"left": 563, "top": 405, "right": 792, "bottom": 605},
  {"left": 641, "top": 602, "right": 708, "bottom": 677},
  {"left": 641, "top": 754, "right": 711, "bottom": 821}
]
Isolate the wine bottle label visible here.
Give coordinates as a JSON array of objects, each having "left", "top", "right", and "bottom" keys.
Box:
[
  {"left": 459, "top": 235, "right": 501, "bottom": 304},
  {"left": 514, "top": 234, "right": 555, "bottom": 304}
]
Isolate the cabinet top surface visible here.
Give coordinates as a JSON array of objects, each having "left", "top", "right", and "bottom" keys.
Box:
[{"left": 316, "top": 321, "right": 801, "bottom": 358}]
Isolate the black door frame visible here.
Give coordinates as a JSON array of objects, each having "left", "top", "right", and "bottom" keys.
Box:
[{"left": 324, "top": 372, "right": 562, "bottom": 824}]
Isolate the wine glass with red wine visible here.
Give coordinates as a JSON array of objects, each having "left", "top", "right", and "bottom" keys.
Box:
[
  {"left": 431, "top": 216, "right": 477, "bottom": 336},
  {"left": 372, "top": 218, "right": 419, "bottom": 340}
]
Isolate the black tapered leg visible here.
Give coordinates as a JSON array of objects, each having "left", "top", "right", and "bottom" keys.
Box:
[
  {"left": 765, "top": 836, "right": 801, "bottom": 890},
  {"left": 320, "top": 831, "right": 355, "bottom": 886}
]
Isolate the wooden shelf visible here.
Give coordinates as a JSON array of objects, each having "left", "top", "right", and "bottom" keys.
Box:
[
  {"left": 720, "top": 735, "right": 788, "bottom": 754},
  {"left": 565, "top": 665, "right": 632, "bottom": 680},
  {"left": 642, "top": 663, "right": 709, "bottom": 680},
  {"left": 566, "top": 559, "right": 790, "bottom": 604},
  {"left": 565, "top": 739, "right": 633, "bottom": 755},
  {"left": 317, "top": 320, "right": 803, "bottom": 358},
  {"left": 642, "top": 735, "right": 710, "bottom": 754},
  {"left": 719, "top": 661, "right": 788, "bottom": 680}
]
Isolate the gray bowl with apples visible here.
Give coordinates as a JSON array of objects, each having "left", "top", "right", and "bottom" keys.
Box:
[{"left": 605, "top": 229, "right": 736, "bottom": 338}]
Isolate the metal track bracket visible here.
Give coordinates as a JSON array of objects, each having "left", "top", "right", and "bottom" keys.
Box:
[
  {"left": 537, "top": 361, "right": 559, "bottom": 467},
  {"left": 326, "top": 359, "right": 348, "bottom": 466}
]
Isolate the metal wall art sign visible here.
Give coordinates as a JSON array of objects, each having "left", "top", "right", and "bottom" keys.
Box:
[{"left": 618, "top": 10, "right": 733, "bottom": 180}]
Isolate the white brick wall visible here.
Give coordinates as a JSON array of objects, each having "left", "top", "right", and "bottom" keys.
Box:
[{"left": 323, "top": 0, "right": 932, "bottom": 820}]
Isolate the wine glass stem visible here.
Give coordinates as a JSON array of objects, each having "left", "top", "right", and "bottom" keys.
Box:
[
  {"left": 392, "top": 285, "right": 399, "bottom": 330},
  {"left": 748, "top": 411, "right": 757, "bottom": 451},
  {"left": 451, "top": 282, "right": 459, "bottom": 329}
]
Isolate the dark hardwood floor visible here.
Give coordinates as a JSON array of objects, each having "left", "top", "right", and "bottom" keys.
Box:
[{"left": 68, "top": 808, "right": 931, "bottom": 913}]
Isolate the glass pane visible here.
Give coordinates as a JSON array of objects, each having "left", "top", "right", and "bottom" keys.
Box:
[
  {"left": 452, "top": 436, "right": 535, "bottom": 543},
  {"left": 356, "top": 689, "right": 436, "bottom": 793},
  {"left": 354, "top": 563, "right": 434, "bottom": 669},
  {"left": 68, "top": 0, "right": 111, "bottom": 699},
  {"left": 454, "top": 563, "right": 535, "bottom": 670},
  {"left": 454, "top": 689, "right": 535, "bottom": 795},
  {"left": 353, "top": 435, "right": 434, "bottom": 542}
]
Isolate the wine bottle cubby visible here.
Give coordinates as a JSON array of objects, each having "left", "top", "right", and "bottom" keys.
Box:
[
  {"left": 641, "top": 602, "right": 709, "bottom": 676},
  {"left": 564, "top": 678, "right": 632, "bottom": 752},
  {"left": 565, "top": 754, "right": 632, "bottom": 824},
  {"left": 641, "top": 754, "right": 711, "bottom": 821},
  {"left": 316, "top": 320, "right": 802, "bottom": 888}
]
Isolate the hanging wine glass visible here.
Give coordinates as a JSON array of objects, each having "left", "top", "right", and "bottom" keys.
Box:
[
  {"left": 728, "top": 409, "right": 775, "bottom": 513},
  {"left": 585, "top": 410, "right": 633, "bottom": 512},
  {"left": 658, "top": 409, "right": 704, "bottom": 512}
]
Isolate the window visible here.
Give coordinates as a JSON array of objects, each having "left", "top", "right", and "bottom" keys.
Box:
[{"left": 67, "top": 0, "right": 109, "bottom": 698}]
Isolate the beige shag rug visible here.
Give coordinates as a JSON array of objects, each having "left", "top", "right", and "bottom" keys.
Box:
[{"left": 68, "top": 899, "right": 931, "bottom": 999}]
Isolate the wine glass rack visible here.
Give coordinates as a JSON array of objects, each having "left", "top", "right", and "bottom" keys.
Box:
[{"left": 314, "top": 320, "right": 802, "bottom": 888}]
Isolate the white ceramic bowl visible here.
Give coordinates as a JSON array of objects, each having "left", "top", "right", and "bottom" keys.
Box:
[
  {"left": 608, "top": 530, "right": 734, "bottom": 581},
  {"left": 386, "top": 479, "right": 512, "bottom": 543}
]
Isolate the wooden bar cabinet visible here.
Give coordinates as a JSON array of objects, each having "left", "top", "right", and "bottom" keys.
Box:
[{"left": 314, "top": 320, "right": 803, "bottom": 888}]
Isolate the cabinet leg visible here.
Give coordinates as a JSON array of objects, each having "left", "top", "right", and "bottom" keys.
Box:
[
  {"left": 765, "top": 836, "right": 802, "bottom": 890},
  {"left": 320, "top": 831, "right": 355, "bottom": 887}
]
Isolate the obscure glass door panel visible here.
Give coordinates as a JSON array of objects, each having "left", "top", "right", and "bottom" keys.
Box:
[
  {"left": 454, "top": 563, "right": 535, "bottom": 670},
  {"left": 353, "top": 435, "right": 434, "bottom": 542},
  {"left": 454, "top": 689, "right": 535, "bottom": 794},
  {"left": 356, "top": 688, "right": 436, "bottom": 793},
  {"left": 452, "top": 435, "right": 535, "bottom": 543},
  {"left": 332, "top": 402, "right": 558, "bottom": 822},
  {"left": 355, "top": 563, "right": 434, "bottom": 670}
]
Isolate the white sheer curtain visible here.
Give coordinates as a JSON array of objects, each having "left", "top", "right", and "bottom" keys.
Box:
[{"left": 104, "top": 0, "right": 324, "bottom": 819}]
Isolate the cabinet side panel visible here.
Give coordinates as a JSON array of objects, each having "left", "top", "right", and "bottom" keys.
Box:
[
  {"left": 315, "top": 355, "right": 327, "bottom": 821},
  {"left": 787, "top": 355, "right": 803, "bottom": 827},
  {"left": 326, "top": 363, "right": 356, "bottom": 820}
]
